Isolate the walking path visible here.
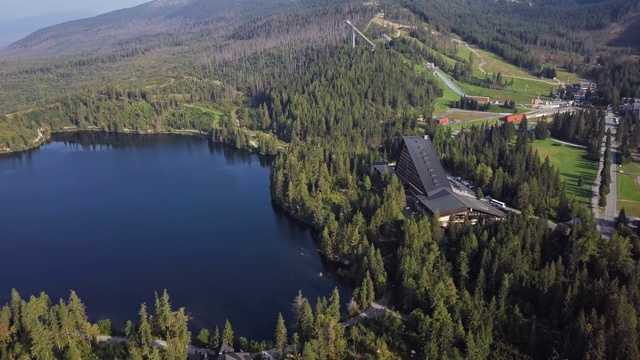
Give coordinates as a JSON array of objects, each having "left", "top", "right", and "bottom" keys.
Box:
[
  {"left": 33, "top": 128, "right": 44, "bottom": 144},
  {"left": 549, "top": 137, "right": 586, "bottom": 149},
  {"left": 452, "top": 39, "right": 562, "bottom": 86},
  {"left": 96, "top": 336, "right": 215, "bottom": 356},
  {"left": 453, "top": 39, "right": 486, "bottom": 75},
  {"left": 341, "top": 286, "right": 410, "bottom": 327}
]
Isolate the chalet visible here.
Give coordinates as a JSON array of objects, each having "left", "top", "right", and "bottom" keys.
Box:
[
  {"left": 434, "top": 115, "right": 449, "bottom": 125},
  {"left": 531, "top": 98, "right": 543, "bottom": 106},
  {"left": 505, "top": 114, "right": 526, "bottom": 122},
  {"left": 391, "top": 135, "right": 504, "bottom": 226}
]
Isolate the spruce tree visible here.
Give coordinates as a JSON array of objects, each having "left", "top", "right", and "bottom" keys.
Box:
[
  {"left": 197, "top": 328, "right": 210, "bottom": 347},
  {"left": 222, "top": 319, "right": 234, "bottom": 347},
  {"left": 274, "top": 313, "right": 288, "bottom": 358},
  {"left": 211, "top": 326, "right": 221, "bottom": 348}
]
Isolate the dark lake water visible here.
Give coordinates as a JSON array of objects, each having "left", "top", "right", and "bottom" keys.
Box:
[{"left": 0, "top": 132, "right": 348, "bottom": 340}]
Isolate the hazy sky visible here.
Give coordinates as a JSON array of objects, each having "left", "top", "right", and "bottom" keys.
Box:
[{"left": 2, "top": 0, "right": 150, "bottom": 21}]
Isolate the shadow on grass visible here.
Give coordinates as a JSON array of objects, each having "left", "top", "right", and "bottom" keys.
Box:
[{"left": 561, "top": 156, "right": 598, "bottom": 205}]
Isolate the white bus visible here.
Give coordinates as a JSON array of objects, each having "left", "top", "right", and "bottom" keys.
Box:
[{"left": 490, "top": 199, "right": 506, "bottom": 209}]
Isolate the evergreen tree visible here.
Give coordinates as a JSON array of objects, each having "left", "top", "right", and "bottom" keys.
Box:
[
  {"left": 274, "top": 313, "right": 288, "bottom": 358},
  {"left": 222, "top": 319, "right": 234, "bottom": 347},
  {"left": 197, "top": 328, "right": 210, "bottom": 347},
  {"left": 211, "top": 326, "right": 221, "bottom": 348}
]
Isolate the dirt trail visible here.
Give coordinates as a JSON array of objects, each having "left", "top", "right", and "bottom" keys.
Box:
[
  {"left": 145, "top": 77, "right": 175, "bottom": 89},
  {"left": 453, "top": 39, "right": 487, "bottom": 74},
  {"left": 33, "top": 129, "right": 44, "bottom": 144},
  {"left": 6, "top": 103, "right": 59, "bottom": 118},
  {"left": 365, "top": 12, "right": 414, "bottom": 37},
  {"left": 452, "top": 39, "right": 563, "bottom": 86}
]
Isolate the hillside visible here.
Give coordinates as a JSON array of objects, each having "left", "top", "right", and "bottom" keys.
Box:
[
  {"left": 2, "top": 1, "right": 640, "bottom": 359},
  {"left": 0, "top": 0, "right": 353, "bottom": 59}
]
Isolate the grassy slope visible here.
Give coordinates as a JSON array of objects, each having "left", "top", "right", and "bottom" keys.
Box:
[
  {"left": 412, "top": 35, "right": 587, "bottom": 105},
  {"left": 414, "top": 62, "right": 458, "bottom": 115},
  {"left": 617, "top": 162, "right": 640, "bottom": 217},
  {"left": 183, "top": 103, "right": 225, "bottom": 126},
  {"left": 531, "top": 138, "right": 598, "bottom": 206}
]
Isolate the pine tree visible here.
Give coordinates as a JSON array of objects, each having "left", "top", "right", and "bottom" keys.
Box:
[
  {"left": 293, "top": 292, "right": 314, "bottom": 341},
  {"left": 211, "top": 326, "right": 221, "bottom": 348},
  {"left": 154, "top": 290, "right": 172, "bottom": 338},
  {"left": 197, "top": 328, "right": 210, "bottom": 347},
  {"left": 328, "top": 288, "right": 340, "bottom": 322},
  {"left": 222, "top": 319, "right": 234, "bottom": 347},
  {"left": 275, "top": 313, "right": 288, "bottom": 358},
  {"left": 138, "top": 303, "right": 153, "bottom": 355}
]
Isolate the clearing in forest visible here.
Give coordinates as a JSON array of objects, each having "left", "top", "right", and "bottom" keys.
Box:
[
  {"left": 531, "top": 138, "right": 598, "bottom": 206},
  {"left": 617, "top": 162, "right": 640, "bottom": 217}
]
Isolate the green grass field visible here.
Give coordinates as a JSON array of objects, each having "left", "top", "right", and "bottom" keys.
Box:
[
  {"left": 446, "top": 118, "right": 501, "bottom": 131},
  {"left": 410, "top": 36, "right": 587, "bottom": 105},
  {"left": 617, "top": 162, "right": 640, "bottom": 217},
  {"left": 413, "top": 62, "right": 459, "bottom": 115},
  {"left": 531, "top": 138, "right": 598, "bottom": 205},
  {"left": 455, "top": 44, "right": 485, "bottom": 78},
  {"left": 183, "top": 103, "right": 226, "bottom": 126},
  {"left": 453, "top": 76, "right": 554, "bottom": 104}
]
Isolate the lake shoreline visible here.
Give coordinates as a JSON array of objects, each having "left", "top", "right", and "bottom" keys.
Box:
[
  {"left": 0, "top": 133, "right": 350, "bottom": 340},
  {"left": 0, "top": 127, "right": 266, "bottom": 156}
]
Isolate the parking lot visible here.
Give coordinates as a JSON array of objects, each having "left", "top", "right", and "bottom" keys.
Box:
[{"left": 447, "top": 175, "right": 476, "bottom": 198}]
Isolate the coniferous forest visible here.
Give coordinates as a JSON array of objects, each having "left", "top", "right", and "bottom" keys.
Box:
[{"left": 2, "top": 0, "right": 640, "bottom": 359}]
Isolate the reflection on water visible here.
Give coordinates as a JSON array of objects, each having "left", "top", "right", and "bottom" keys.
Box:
[{"left": 0, "top": 132, "right": 346, "bottom": 340}]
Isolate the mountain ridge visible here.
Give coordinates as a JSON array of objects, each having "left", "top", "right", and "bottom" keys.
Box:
[{"left": 0, "top": 0, "right": 287, "bottom": 58}]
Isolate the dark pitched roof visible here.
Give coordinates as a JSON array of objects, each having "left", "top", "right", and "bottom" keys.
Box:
[
  {"left": 416, "top": 191, "right": 466, "bottom": 216},
  {"left": 399, "top": 136, "right": 451, "bottom": 196},
  {"left": 417, "top": 191, "right": 506, "bottom": 217},
  {"left": 455, "top": 195, "right": 506, "bottom": 217},
  {"left": 217, "top": 343, "right": 234, "bottom": 354},
  {"left": 216, "top": 353, "right": 252, "bottom": 360}
]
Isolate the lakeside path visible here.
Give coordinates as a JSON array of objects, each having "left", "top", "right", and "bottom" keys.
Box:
[{"left": 341, "top": 286, "right": 411, "bottom": 327}]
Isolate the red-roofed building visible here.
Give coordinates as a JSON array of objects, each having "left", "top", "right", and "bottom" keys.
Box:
[
  {"left": 434, "top": 116, "right": 449, "bottom": 124},
  {"left": 505, "top": 114, "right": 526, "bottom": 122}
]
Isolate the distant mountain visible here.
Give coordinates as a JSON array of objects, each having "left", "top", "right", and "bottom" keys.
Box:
[
  {"left": 0, "top": 0, "right": 311, "bottom": 58},
  {"left": 0, "top": 10, "right": 98, "bottom": 49}
]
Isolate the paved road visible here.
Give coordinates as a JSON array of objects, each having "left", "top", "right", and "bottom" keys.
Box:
[
  {"left": 602, "top": 111, "right": 618, "bottom": 237},
  {"left": 591, "top": 110, "right": 618, "bottom": 238}
]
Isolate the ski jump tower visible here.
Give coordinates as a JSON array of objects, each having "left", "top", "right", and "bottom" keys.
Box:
[{"left": 345, "top": 20, "right": 376, "bottom": 50}]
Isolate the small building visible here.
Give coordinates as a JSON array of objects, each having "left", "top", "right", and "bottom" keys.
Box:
[
  {"left": 187, "top": 342, "right": 252, "bottom": 360},
  {"left": 434, "top": 115, "right": 449, "bottom": 125},
  {"left": 505, "top": 114, "right": 526, "bottom": 122},
  {"left": 466, "top": 96, "right": 490, "bottom": 104},
  {"left": 392, "top": 135, "right": 505, "bottom": 226},
  {"left": 531, "top": 98, "right": 543, "bottom": 106}
]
